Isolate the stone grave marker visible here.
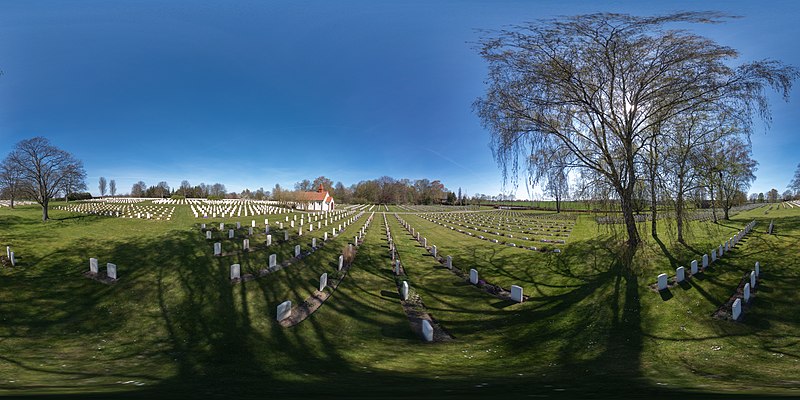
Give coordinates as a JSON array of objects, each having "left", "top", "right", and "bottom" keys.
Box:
[
  {"left": 676, "top": 266, "right": 685, "bottom": 282},
  {"left": 432, "top": 245, "right": 437, "bottom": 258},
  {"left": 446, "top": 255, "right": 452, "bottom": 269},
  {"left": 107, "top": 263, "right": 117, "bottom": 280},
  {"left": 90, "top": 258, "right": 98, "bottom": 274},
  {"left": 206, "top": 231, "right": 212, "bottom": 240},
  {"left": 750, "top": 271, "right": 757, "bottom": 288},
  {"left": 702, "top": 254, "right": 709, "bottom": 269},
  {"left": 401, "top": 281, "right": 409, "bottom": 300},
  {"left": 319, "top": 273, "right": 327, "bottom": 291},
  {"left": 284, "top": 231, "right": 289, "bottom": 241},
  {"left": 228, "top": 229, "right": 234, "bottom": 239},
  {"left": 470, "top": 268, "right": 478, "bottom": 285},
  {"left": 269, "top": 254, "right": 277, "bottom": 268},
  {"left": 691, "top": 260, "right": 698, "bottom": 274},
  {"left": 266, "top": 235, "right": 272, "bottom": 246},
  {"left": 744, "top": 282, "right": 751, "bottom": 302},
  {"left": 755, "top": 262, "right": 760, "bottom": 277},
  {"left": 338, "top": 255, "right": 344, "bottom": 270},
  {"left": 510, "top": 285, "right": 524, "bottom": 303},
  {"left": 230, "top": 264, "right": 241, "bottom": 280},
  {"left": 422, "top": 320, "right": 434, "bottom": 342},
  {"left": 657, "top": 273, "right": 668, "bottom": 291},
  {"left": 214, "top": 243, "right": 222, "bottom": 256},
  {"left": 295, "top": 245, "right": 301, "bottom": 257},
  {"left": 312, "top": 238, "right": 317, "bottom": 248},
  {"left": 277, "top": 301, "right": 292, "bottom": 321},
  {"left": 732, "top": 298, "right": 742, "bottom": 320},
  {"left": 243, "top": 239, "right": 250, "bottom": 251}
]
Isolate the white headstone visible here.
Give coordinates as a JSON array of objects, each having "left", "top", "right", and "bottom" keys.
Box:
[
  {"left": 206, "top": 231, "right": 212, "bottom": 240},
  {"left": 90, "top": 258, "right": 98, "bottom": 274},
  {"left": 284, "top": 231, "right": 289, "bottom": 241},
  {"left": 243, "top": 239, "right": 250, "bottom": 251},
  {"left": 228, "top": 229, "right": 234, "bottom": 239},
  {"left": 295, "top": 245, "right": 301, "bottom": 257},
  {"left": 269, "top": 254, "right": 277, "bottom": 268},
  {"left": 750, "top": 271, "right": 757, "bottom": 288},
  {"left": 312, "top": 238, "right": 317, "bottom": 248},
  {"left": 248, "top": 227, "right": 253, "bottom": 236},
  {"left": 230, "top": 264, "right": 241, "bottom": 280},
  {"left": 446, "top": 255, "right": 452, "bottom": 269},
  {"left": 421, "top": 320, "right": 434, "bottom": 342},
  {"left": 676, "top": 266, "right": 685, "bottom": 282},
  {"left": 395, "top": 259, "right": 401, "bottom": 275},
  {"left": 432, "top": 245, "right": 437, "bottom": 257},
  {"left": 236, "top": 222, "right": 241, "bottom": 229},
  {"left": 744, "top": 282, "right": 751, "bottom": 302},
  {"left": 711, "top": 249, "right": 717, "bottom": 262},
  {"left": 220, "top": 223, "right": 224, "bottom": 230},
  {"left": 324, "top": 232, "right": 328, "bottom": 241},
  {"left": 251, "top": 220, "right": 256, "bottom": 227},
  {"left": 400, "top": 281, "right": 409, "bottom": 300},
  {"left": 510, "top": 285, "right": 523, "bottom": 303},
  {"left": 107, "top": 263, "right": 117, "bottom": 280},
  {"left": 9, "top": 252, "right": 15, "bottom": 266},
  {"left": 702, "top": 254, "right": 709, "bottom": 269},
  {"left": 423, "top": 238, "right": 427, "bottom": 248},
  {"left": 690, "top": 260, "right": 698, "bottom": 274},
  {"left": 319, "top": 273, "right": 328, "bottom": 291},
  {"left": 214, "top": 242, "right": 222, "bottom": 255},
  {"left": 470, "top": 268, "right": 479, "bottom": 285},
  {"left": 657, "top": 273, "right": 668, "bottom": 291},
  {"left": 266, "top": 235, "right": 272, "bottom": 246},
  {"left": 732, "top": 298, "right": 742, "bottom": 320},
  {"left": 201, "top": 223, "right": 206, "bottom": 229},
  {"left": 277, "top": 300, "right": 292, "bottom": 321},
  {"left": 755, "top": 262, "right": 760, "bottom": 277}
]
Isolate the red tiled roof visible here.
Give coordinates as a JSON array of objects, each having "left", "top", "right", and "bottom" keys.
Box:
[{"left": 295, "top": 191, "right": 333, "bottom": 203}]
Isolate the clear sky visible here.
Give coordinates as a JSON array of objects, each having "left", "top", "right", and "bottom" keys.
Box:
[{"left": 1, "top": 0, "right": 798, "bottom": 198}]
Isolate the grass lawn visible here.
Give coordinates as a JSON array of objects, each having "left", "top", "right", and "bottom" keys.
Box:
[{"left": 1, "top": 201, "right": 798, "bottom": 398}]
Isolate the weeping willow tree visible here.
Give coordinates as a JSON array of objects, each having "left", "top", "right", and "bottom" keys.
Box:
[{"left": 474, "top": 12, "right": 797, "bottom": 248}]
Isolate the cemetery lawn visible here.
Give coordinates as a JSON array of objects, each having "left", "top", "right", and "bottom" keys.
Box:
[{"left": 1, "top": 202, "right": 799, "bottom": 399}]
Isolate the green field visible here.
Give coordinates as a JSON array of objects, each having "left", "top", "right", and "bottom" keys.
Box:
[{"left": 1, "top": 201, "right": 799, "bottom": 398}]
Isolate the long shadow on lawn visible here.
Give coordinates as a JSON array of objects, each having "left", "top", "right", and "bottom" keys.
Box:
[{"left": 5, "top": 217, "right": 798, "bottom": 399}]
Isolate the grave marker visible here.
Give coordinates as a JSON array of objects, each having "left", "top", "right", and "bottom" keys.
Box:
[
  {"left": 676, "top": 267, "right": 685, "bottom": 282},
  {"left": 510, "top": 285, "right": 524, "bottom": 303},
  {"left": 319, "top": 273, "right": 328, "bottom": 291},
  {"left": 422, "top": 320, "right": 434, "bottom": 342},
  {"left": 269, "top": 254, "right": 277, "bottom": 268},
  {"left": 214, "top": 243, "right": 222, "bottom": 256},
  {"left": 691, "top": 260, "right": 698, "bottom": 274},
  {"left": 89, "top": 258, "right": 99, "bottom": 274},
  {"left": 338, "top": 255, "right": 344, "bottom": 271},
  {"left": 470, "top": 269, "right": 478, "bottom": 285},
  {"left": 295, "top": 245, "right": 301, "bottom": 257},
  {"left": 657, "top": 273, "right": 668, "bottom": 291},
  {"left": 107, "top": 263, "right": 117, "bottom": 280},
  {"left": 277, "top": 301, "right": 292, "bottom": 321},
  {"left": 230, "top": 264, "right": 241, "bottom": 280},
  {"left": 732, "top": 298, "right": 742, "bottom": 320},
  {"left": 744, "top": 282, "right": 751, "bottom": 302},
  {"left": 401, "top": 281, "right": 409, "bottom": 300}
]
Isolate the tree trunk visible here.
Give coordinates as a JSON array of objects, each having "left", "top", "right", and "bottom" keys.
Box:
[
  {"left": 649, "top": 138, "right": 658, "bottom": 238},
  {"left": 620, "top": 183, "right": 640, "bottom": 248},
  {"left": 556, "top": 193, "right": 561, "bottom": 213},
  {"left": 676, "top": 190, "right": 685, "bottom": 243},
  {"left": 41, "top": 200, "right": 49, "bottom": 221},
  {"left": 709, "top": 184, "right": 717, "bottom": 224}
]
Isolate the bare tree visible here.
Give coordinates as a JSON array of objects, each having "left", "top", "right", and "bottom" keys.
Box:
[
  {"left": 294, "top": 179, "right": 312, "bottom": 192},
  {"left": 789, "top": 163, "right": 800, "bottom": 194},
  {"left": 475, "top": 12, "right": 798, "bottom": 248},
  {"left": 62, "top": 161, "right": 87, "bottom": 203},
  {"left": 0, "top": 155, "right": 25, "bottom": 208},
  {"left": 155, "top": 181, "right": 170, "bottom": 198},
  {"left": 109, "top": 179, "right": 116, "bottom": 197},
  {"left": 131, "top": 181, "right": 146, "bottom": 197},
  {"left": 717, "top": 139, "right": 757, "bottom": 219},
  {"left": 98, "top": 176, "right": 107, "bottom": 197},
  {"left": 6, "top": 137, "right": 84, "bottom": 221},
  {"left": 180, "top": 180, "right": 191, "bottom": 197}
]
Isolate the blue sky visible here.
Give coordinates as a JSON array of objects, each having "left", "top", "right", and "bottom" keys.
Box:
[{"left": 1, "top": 0, "right": 798, "bottom": 198}]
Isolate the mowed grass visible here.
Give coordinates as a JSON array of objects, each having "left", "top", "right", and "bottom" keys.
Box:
[{"left": 0, "top": 201, "right": 799, "bottom": 398}]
